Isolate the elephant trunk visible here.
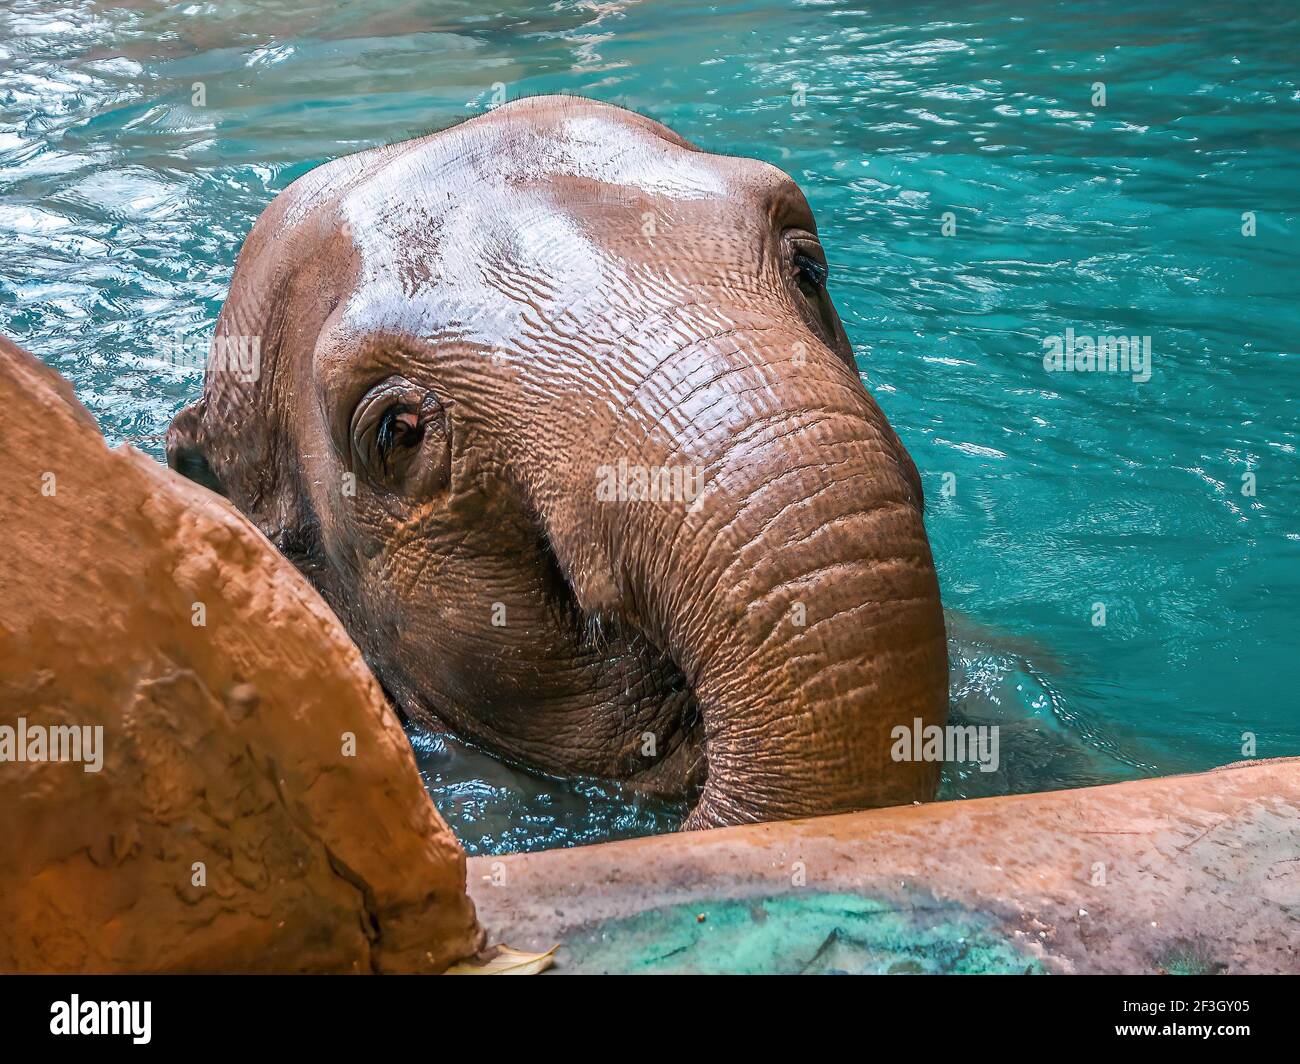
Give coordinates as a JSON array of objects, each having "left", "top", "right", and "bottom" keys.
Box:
[
  {"left": 676, "top": 463, "right": 947, "bottom": 827},
  {"left": 579, "top": 326, "right": 948, "bottom": 828}
]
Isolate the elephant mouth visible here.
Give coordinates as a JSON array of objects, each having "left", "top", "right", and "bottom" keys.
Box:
[
  {"left": 572, "top": 622, "right": 709, "bottom": 806},
  {"left": 539, "top": 544, "right": 707, "bottom": 807},
  {"left": 591, "top": 621, "right": 707, "bottom": 807}
]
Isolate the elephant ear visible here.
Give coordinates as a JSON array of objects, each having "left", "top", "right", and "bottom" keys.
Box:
[{"left": 166, "top": 398, "right": 225, "bottom": 497}]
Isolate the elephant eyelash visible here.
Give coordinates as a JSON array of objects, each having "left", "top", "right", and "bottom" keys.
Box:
[
  {"left": 793, "top": 253, "right": 828, "bottom": 288},
  {"left": 374, "top": 405, "right": 428, "bottom": 473},
  {"left": 376, "top": 409, "right": 397, "bottom": 471},
  {"left": 376, "top": 407, "right": 421, "bottom": 472}
]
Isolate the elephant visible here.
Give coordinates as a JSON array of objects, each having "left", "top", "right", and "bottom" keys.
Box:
[{"left": 166, "top": 94, "right": 948, "bottom": 830}]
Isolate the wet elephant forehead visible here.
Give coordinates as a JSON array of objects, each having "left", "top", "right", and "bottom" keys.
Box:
[
  {"left": 512, "top": 112, "right": 732, "bottom": 201},
  {"left": 336, "top": 176, "right": 620, "bottom": 345},
  {"left": 335, "top": 115, "right": 731, "bottom": 262},
  {"left": 334, "top": 206, "right": 609, "bottom": 351},
  {"left": 326, "top": 110, "right": 757, "bottom": 348}
]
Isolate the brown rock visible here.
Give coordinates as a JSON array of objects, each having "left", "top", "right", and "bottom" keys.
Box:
[{"left": 0, "top": 336, "right": 483, "bottom": 972}]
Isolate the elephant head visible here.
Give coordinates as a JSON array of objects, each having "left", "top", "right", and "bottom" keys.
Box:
[{"left": 167, "top": 96, "right": 947, "bottom": 829}]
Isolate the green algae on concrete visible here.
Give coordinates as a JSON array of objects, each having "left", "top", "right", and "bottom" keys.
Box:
[
  {"left": 1154, "top": 944, "right": 1228, "bottom": 976},
  {"left": 558, "top": 893, "right": 1044, "bottom": 975}
]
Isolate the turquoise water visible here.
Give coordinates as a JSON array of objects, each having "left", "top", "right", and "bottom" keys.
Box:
[{"left": 2, "top": 0, "right": 1296, "bottom": 855}]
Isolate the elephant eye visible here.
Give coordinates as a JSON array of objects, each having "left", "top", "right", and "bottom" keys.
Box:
[
  {"left": 350, "top": 375, "right": 448, "bottom": 492},
  {"left": 785, "top": 232, "right": 841, "bottom": 347}
]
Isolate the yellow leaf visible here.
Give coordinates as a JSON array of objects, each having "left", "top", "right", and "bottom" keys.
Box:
[{"left": 444, "top": 944, "right": 557, "bottom": 975}]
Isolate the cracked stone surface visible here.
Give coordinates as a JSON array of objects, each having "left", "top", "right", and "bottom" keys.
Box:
[{"left": 0, "top": 336, "right": 483, "bottom": 973}]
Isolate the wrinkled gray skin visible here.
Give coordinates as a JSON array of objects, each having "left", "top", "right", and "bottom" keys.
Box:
[{"left": 168, "top": 96, "right": 948, "bottom": 830}]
